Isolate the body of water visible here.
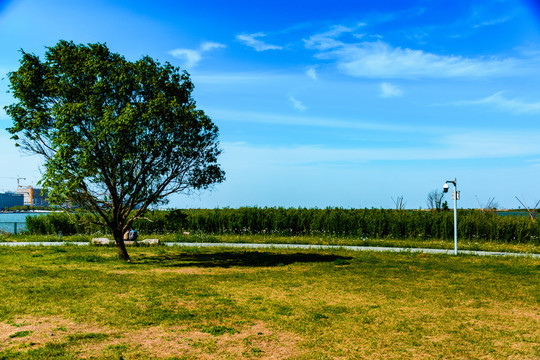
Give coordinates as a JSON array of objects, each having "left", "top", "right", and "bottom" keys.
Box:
[
  {"left": 0, "top": 212, "right": 48, "bottom": 233},
  {"left": 496, "top": 211, "right": 537, "bottom": 218}
]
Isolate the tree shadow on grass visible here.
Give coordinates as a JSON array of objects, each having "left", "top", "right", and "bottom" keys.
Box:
[{"left": 135, "top": 251, "right": 352, "bottom": 268}]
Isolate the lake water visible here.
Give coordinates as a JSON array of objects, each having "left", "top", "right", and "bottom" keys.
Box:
[{"left": 0, "top": 212, "right": 47, "bottom": 233}]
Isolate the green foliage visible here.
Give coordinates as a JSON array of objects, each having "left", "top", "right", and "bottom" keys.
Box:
[
  {"left": 5, "top": 40, "right": 225, "bottom": 259},
  {"left": 178, "top": 207, "right": 540, "bottom": 244},
  {"left": 24, "top": 207, "right": 540, "bottom": 244},
  {"left": 8, "top": 205, "right": 51, "bottom": 211},
  {"left": 25, "top": 212, "right": 106, "bottom": 235}
]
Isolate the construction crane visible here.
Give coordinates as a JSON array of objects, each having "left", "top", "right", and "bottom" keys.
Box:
[
  {"left": 0, "top": 176, "right": 33, "bottom": 206},
  {"left": 0, "top": 176, "right": 27, "bottom": 188},
  {"left": 17, "top": 177, "right": 26, "bottom": 188}
]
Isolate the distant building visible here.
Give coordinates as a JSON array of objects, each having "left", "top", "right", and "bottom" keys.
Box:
[
  {"left": 15, "top": 187, "right": 48, "bottom": 207},
  {"left": 0, "top": 192, "right": 24, "bottom": 210}
]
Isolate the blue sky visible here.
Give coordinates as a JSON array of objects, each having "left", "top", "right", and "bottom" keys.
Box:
[{"left": 1, "top": 0, "right": 540, "bottom": 209}]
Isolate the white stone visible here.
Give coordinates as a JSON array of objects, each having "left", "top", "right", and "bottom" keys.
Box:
[
  {"left": 140, "top": 238, "right": 160, "bottom": 245},
  {"left": 91, "top": 238, "right": 111, "bottom": 245}
]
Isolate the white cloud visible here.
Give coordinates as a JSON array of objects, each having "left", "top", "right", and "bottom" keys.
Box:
[
  {"left": 303, "top": 25, "right": 354, "bottom": 50},
  {"left": 221, "top": 130, "right": 540, "bottom": 165},
  {"left": 236, "top": 33, "right": 283, "bottom": 51},
  {"left": 440, "top": 132, "right": 540, "bottom": 159},
  {"left": 192, "top": 72, "right": 281, "bottom": 84},
  {"left": 527, "top": 158, "right": 540, "bottom": 168},
  {"left": 168, "top": 41, "right": 226, "bottom": 69},
  {"left": 473, "top": 16, "right": 512, "bottom": 28},
  {"left": 326, "top": 41, "right": 520, "bottom": 79},
  {"left": 454, "top": 92, "right": 540, "bottom": 114},
  {"left": 380, "top": 82, "right": 402, "bottom": 98},
  {"left": 469, "top": 6, "right": 517, "bottom": 29},
  {"left": 304, "top": 25, "right": 526, "bottom": 79},
  {"left": 0, "top": 110, "right": 8, "bottom": 121},
  {"left": 305, "top": 66, "right": 318, "bottom": 80},
  {"left": 207, "top": 108, "right": 428, "bottom": 133},
  {"left": 289, "top": 96, "right": 306, "bottom": 111},
  {"left": 168, "top": 49, "right": 202, "bottom": 69},
  {"left": 200, "top": 41, "right": 226, "bottom": 52}
]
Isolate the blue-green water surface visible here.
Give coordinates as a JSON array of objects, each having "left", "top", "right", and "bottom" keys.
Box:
[{"left": 0, "top": 212, "right": 47, "bottom": 233}]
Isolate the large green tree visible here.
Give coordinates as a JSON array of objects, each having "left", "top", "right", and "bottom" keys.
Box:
[{"left": 5, "top": 41, "right": 225, "bottom": 260}]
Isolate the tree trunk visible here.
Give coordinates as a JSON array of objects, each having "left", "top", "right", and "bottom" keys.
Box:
[{"left": 113, "top": 229, "right": 130, "bottom": 261}]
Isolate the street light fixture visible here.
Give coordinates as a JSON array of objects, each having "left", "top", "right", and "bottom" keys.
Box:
[{"left": 443, "top": 178, "right": 459, "bottom": 255}]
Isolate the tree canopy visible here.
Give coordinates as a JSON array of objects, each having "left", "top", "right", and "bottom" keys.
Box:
[{"left": 5, "top": 40, "right": 225, "bottom": 260}]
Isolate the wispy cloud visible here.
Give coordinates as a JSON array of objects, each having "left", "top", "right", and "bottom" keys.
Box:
[
  {"left": 315, "top": 40, "right": 522, "bottom": 79},
  {"left": 454, "top": 92, "right": 540, "bottom": 114},
  {"left": 222, "top": 130, "right": 540, "bottom": 165},
  {"left": 168, "top": 41, "right": 226, "bottom": 68},
  {"left": 236, "top": 33, "right": 283, "bottom": 51},
  {"left": 289, "top": 96, "right": 306, "bottom": 111},
  {"left": 200, "top": 41, "right": 226, "bottom": 52},
  {"left": 526, "top": 158, "right": 540, "bottom": 168},
  {"left": 303, "top": 25, "right": 356, "bottom": 50},
  {"left": 440, "top": 132, "right": 540, "bottom": 159},
  {"left": 304, "top": 25, "right": 527, "bottom": 79},
  {"left": 469, "top": 4, "right": 517, "bottom": 29},
  {"left": 192, "top": 72, "right": 282, "bottom": 84},
  {"left": 0, "top": 108, "right": 8, "bottom": 121},
  {"left": 168, "top": 49, "right": 201, "bottom": 68},
  {"left": 473, "top": 16, "right": 512, "bottom": 28},
  {"left": 380, "top": 82, "right": 402, "bottom": 98},
  {"left": 305, "top": 66, "right": 318, "bottom": 80},
  {"left": 206, "top": 108, "right": 446, "bottom": 133}
]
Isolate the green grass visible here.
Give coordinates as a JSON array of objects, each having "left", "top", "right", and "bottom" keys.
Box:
[
  {"left": 0, "top": 244, "right": 538, "bottom": 359},
  {"left": 9, "top": 330, "right": 33, "bottom": 339},
  {"left": 2, "top": 231, "right": 540, "bottom": 255},
  {"left": 174, "top": 233, "right": 540, "bottom": 254}
]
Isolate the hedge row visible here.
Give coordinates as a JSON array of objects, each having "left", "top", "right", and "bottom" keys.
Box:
[{"left": 25, "top": 207, "right": 540, "bottom": 244}]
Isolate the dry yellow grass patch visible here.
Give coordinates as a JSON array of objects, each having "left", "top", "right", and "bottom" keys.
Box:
[
  {"left": 1, "top": 316, "right": 302, "bottom": 359},
  {"left": 100, "top": 321, "right": 301, "bottom": 359},
  {"left": 0, "top": 316, "right": 105, "bottom": 351}
]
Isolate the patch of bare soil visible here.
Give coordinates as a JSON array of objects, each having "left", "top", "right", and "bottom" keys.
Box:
[
  {"left": 1, "top": 316, "right": 302, "bottom": 359},
  {"left": 0, "top": 316, "right": 106, "bottom": 351},
  {"left": 80, "top": 321, "right": 301, "bottom": 359}
]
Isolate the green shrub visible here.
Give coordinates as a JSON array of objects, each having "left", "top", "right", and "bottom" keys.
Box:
[{"left": 25, "top": 208, "right": 540, "bottom": 244}]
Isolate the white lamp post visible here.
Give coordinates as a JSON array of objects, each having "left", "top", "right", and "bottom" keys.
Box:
[{"left": 443, "top": 178, "right": 459, "bottom": 255}]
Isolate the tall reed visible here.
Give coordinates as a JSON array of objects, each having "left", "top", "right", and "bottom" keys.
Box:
[{"left": 24, "top": 207, "right": 540, "bottom": 244}]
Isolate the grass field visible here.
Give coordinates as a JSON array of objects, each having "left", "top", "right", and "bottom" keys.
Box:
[{"left": 0, "top": 244, "right": 539, "bottom": 359}]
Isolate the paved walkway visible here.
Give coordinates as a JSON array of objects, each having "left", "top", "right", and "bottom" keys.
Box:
[{"left": 1, "top": 241, "right": 539, "bottom": 258}]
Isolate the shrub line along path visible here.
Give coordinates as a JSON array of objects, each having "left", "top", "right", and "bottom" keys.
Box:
[{"left": 1, "top": 241, "right": 539, "bottom": 258}]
